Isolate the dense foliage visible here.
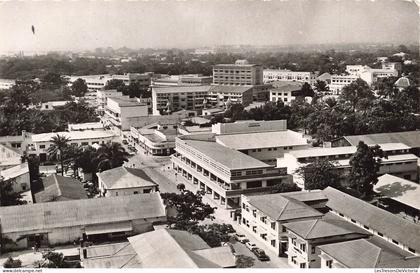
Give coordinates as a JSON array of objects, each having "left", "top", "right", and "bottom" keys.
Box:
[{"left": 296, "top": 159, "right": 341, "bottom": 190}]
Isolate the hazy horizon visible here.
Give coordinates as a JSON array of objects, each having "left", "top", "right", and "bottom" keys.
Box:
[{"left": 0, "top": 0, "right": 418, "bottom": 53}]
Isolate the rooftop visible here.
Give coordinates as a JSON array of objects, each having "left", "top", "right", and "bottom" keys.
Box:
[
  {"left": 182, "top": 139, "right": 269, "bottom": 170},
  {"left": 394, "top": 77, "right": 410, "bottom": 88},
  {"left": 245, "top": 193, "right": 323, "bottom": 221},
  {"left": 319, "top": 237, "right": 420, "bottom": 268},
  {"left": 68, "top": 122, "right": 104, "bottom": 131},
  {"left": 31, "top": 131, "right": 116, "bottom": 142},
  {"left": 97, "top": 167, "right": 157, "bottom": 190},
  {"left": 288, "top": 143, "right": 410, "bottom": 159},
  {"left": 82, "top": 242, "right": 140, "bottom": 268},
  {"left": 269, "top": 81, "right": 303, "bottom": 92},
  {"left": 0, "top": 162, "right": 28, "bottom": 180},
  {"left": 216, "top": 130, "right": 308, "bottom": 150},
  {"left": 209, "top": 85, "right": 253, "bottom": 94},
  {"left": 283, "top": 212, "right": 370, "bottom": 240},
  {"left": 108, "top": 96, "right": 146, "bottom": 107},
  {"left": 0, "top": 193, "right": 165, "bottom": 234},
  {"left": 323, "top": 187, "right": 420, "bottom": 252},
  {"left": 342, "top": 131, "right": 420, "bottom": 148},
  {"left": 374, "top": 174, "right": 420, "bottom": 211},
  {"left": 33, "top": 174, "right": 88, "bottom": 203},
  {"left": 152, "top": 85, "right": 211, "bottom": 94}
]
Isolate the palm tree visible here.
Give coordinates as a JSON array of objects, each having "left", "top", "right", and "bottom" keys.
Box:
[
  {"left": 95, "top": 142, "right": 129, "bottom": 172},
  {"left": 47, "top": 134, "right": 70, "bottom": 175},
  {"left": 74, "top": 145, "right": 97, "bottom": 178}
]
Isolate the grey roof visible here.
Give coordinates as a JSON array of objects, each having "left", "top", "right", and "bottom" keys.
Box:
[
  {"left": 108, "top": 97, "right": 145, "bottom": 107},
  {"left": 97, "top": 167, "right": 158, "bottom": 190},
  {"left": 269, "top": 81, "right": 303, "bottom": 92},
  {"left": 246, "top": 193, "right": 323, "bottom": 221},
  {"left": 153, "top": 85, "right": 211, "bottom": 94},
  {"left": 319, "top": 237, "right": 420, "bottom": 268},
  {"left": 394, "top": 77, "right": 410, "bottom": 88},
  {"left": 215, "top": 130, "right": 308, "bottom": 150},
  {"left": 0, "top": 193, "right": 166, "bottom": 234},
  {"left": 83, "top": 242, "right": 141, "bottom": 268},
  {"left": 284, "top": 212, "right": 370, "bottom": 240},
  {"left": 127, "top": 229, "right": 234, "bottom": 268},
  {"left": 182, "top": 139, "right": 269, "bottom": 170},
  {"left": 374, "top": 174, "right": 420, "bottom": 211},
  {"left": 323, "top": 187, "right": 420, "bottom": 251},
  {"left": 280, "top": 190, "right": 327, "bottom": 203},
  {"left": 209, "top": 85, "right": 253, "bottom": 94},
  {"left": 33, "top": 174, "right": 88, "bottom": 203},
  {"left": 343, "top": 131, "right": 420, "bottom": 148}
]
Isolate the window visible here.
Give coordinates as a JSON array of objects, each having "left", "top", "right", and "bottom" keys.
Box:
[
  {"left": 133, "top": 191, "right": 139, "bottom": 194},
  {"left": 300, "top": 244, "right": 306, "bottom": 252},
  {"left": 338, "top": 213, "right": 344, "bottom": 217},
  {"left": 39, "top": 145, "right": 45, "bottom": 149},
  {"left": 392, "top": 240, "right": 399, "bottom": 245},
  {"left": 115, "top": 192, "right": 119, "bottom": 196},
  {"left": 300, "top": 263, "right": 306, "bottom": 268},
  {"left": 292, "top": 238, "right": 296, "bottom": 246},
  {"left": 377, "top": 232, "right": 383, "bottom": 237},
  {"left": 350, "top": 219, "right": 356, "bottom": 223},
  {"left": 271, "top": 222, "right": 276, "bottom": 230},
  {"left": 408, "top": 248, "right": 416, "bottom": 254},
  {"left": 311, "top": 246, "right": 316, "bottom": 254},
  {"left": 271, "top": 240, "right": 276, "bottom": 247},
  {"left": 326, "top": 260, "right": 332, "bottom": 268},
  {"left": 242, "top": 203, "right": 246, "bottom": 209},
  {"left": 363, "top": 225, "right": 370, "bottom": 230},
  {"left": 252, "top": 210, "right": 257, "bottom": 217}
]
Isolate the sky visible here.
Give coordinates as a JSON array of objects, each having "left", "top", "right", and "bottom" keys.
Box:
[{"left": 0, "top": 0, "right": 418, "bottom": 53}]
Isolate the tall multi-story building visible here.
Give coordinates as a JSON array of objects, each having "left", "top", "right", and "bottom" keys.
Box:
[
  {"left": 213, "top": 60, "right": 263, "bottom": 86},
  {"left": 104, "top": 96, "right": 149, "bottom": 130},
  {"left": 206, "top": 85, "right": 254, "bottom": 107},
  {"left": 96, "top": 89, "right": 123, "bottom": 115},
  {"left": 268, "top": 81, "right": 304, "bottom": 104},
  {"left": 263, "top": 70, "right": 316, "bottom": 85},
  {"left": 151, "top": 85, "right": 211, "bottom": 115},
  {"left": 328, "top": 75, "right": 359, "bottom": 95}
]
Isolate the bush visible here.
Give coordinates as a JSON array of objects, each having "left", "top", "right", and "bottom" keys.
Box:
[{"left": 3, "top": 257, "right": 22, "bottom": 268}]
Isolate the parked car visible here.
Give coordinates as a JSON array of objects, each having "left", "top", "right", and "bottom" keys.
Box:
[
  {"left": 245, "top": 242, "right": 258, "bottom": 251},
  {"left": 234, "top": 233, "right": 249, "bottom": 243},
  {"left": 122, "top": 140, "right": 128, "bottom": 145},
  {"left": 253, "top": 248, "right": 270, "bottom": 261}
]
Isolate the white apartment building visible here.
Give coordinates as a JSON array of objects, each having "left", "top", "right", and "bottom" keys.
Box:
[
  {"left": 268, "top": 81, "right": 303, "bottom": 104},
  {"left": 104, "top": 96, "right": 149, "bottom": 130},
  {"left": 240, "top": 191, "right": 324, "bottom": 257},
  {"left": 152, "top": 85, "right": 211, "bottom": 115},
  {"left": 213, "top": 60, "right": 263, "bottom": 86},
  {"left": 28, "top": 131, "right": 117, "bottom": 162},
  {"left": 278, "top": 143, "right": 418, "bottom": 189},
  {"left": 359, "top": 68, "right": 398, "bottom": 86},
  {"left": 152, "top": 74, "right": 212, "bottom": 86},
  {"left": 213, "top": 120, "right": 310, "bottom": 165},
  {"left": 206, "top": 85, "right": 254, "bottom": 107},
  {"left": 39, "top": 101, "right": 70, "bottom": 111},
  {"left": 130, "top": 123, "right": 178, "bottom": 156},
  {"left": 263, "top": 69, "right": 316, "bottom": 85},
  {"left": 171, "top": 134, "right": 289, "bottom": 209},
  {"left": 68, "top": 73, "right": 151, "bottom": 92},
  {"left": 0, "top": 163, "right": 30, "bottom": 193},
  {"left": 0, "top": 79, "right": 16, "bottom": 90},
  {"left": 328, "top": 75, "right": 359, "bottom": 95},
  {"left": 96, "top": 89, "right": 123, "bottom": 115}
]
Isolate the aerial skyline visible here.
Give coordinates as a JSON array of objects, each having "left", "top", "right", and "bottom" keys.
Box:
[{"left": 0, "top": 0, "right": 418, "bottom": 53}]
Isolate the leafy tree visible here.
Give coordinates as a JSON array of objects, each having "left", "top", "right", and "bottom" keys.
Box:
[
  {"left": 25, "top": 154, "right": 40, "bottom": 183},
  {"left": 0, "top": 176, "right": 25, "bottom": 206},
  {"left": 314, "top": 80, "right": 329, "bottom": 94},
  {"left": 41, "top": 72, "right": 64, "bottom": 89},
  {"left": 104, "top": 79, "right": 125, "bottom": 91},
  {"left": 373, "top": 76, "right": 398, "bottom": 98},
  {"left": 339, "top": 78, "right": 374, "bottom": 112},
  {"left": 36, "top": 251, "right": 81, "bottom": 268},
  {"left": 176, "top": 183, "right": 186, "bottom": 192},
  {"left": 235, "top": 255, "right": 255, "bottom": 268},
  {"left": 349, "top": 141, "right": 385, "bottom": 198},
  {"left": 270, "top": 181, "right": 301, "bottom": 193},
  {"left": 47, "top": 134, "right": 70, "bottom": 175},
  {"left": 160, "top": 190, "right": 215, "bottom": 230},
  {"left": 296, "top": 158, "right": 341, "bottom": 190},
  {"left": 3, "top": 257, "right": 22, "bottom": 268},
  {"left": 71, "top": 78, "right": 88, "bottom": 97},
  {"left": 191, "top": 223, "right": 235, "bottom": 247},
  {"left": 95, "top": 142, "right": 129, "bottom": 172},
  {"left": 74, "top": 145, "right": 98, "bottom": 175},
  {"left": 298, "top": 82, "right": 315, "bottom": 97}
]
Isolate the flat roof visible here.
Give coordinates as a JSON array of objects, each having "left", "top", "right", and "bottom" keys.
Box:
[
  {"left": 32, "top": 131, "right": 116, "bottom": 142},
  {"left": 343, "top": 131, "right": 420, "bottom": 148},
  {"left": 0, "top": 193, "right": 165, "bottom": 234},
  {"left": 334, "top": 153, "right": 418, "bottom": 167},
  {"left": 153, "top": 85, "right": 211, "bottom": 94},
  {"left": 182, "top": 139, "right": 269, "bottom": 170},
  {"left": 108, "top": 97, "right": 145, "bottom": 107},
  {"left": 289, "top": 143, "right": 411, "bottom": 158},
  {"left": 68, "top": 122, "right": 104, "bottom": 130},
  {"left": 216, "top": 130, "right": 308, "bottom": 150},
  {"left": 209, "top": 85, "right": 253, "bottom": 94},
  {"left": 374, "top": 174, "right": 420, "bottom": 211}
]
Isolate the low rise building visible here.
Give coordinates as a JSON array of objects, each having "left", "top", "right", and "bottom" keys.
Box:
[
  {"left": 278, "top": 143, "right": 418, "bottom": 188},
  {"left": 97, "top": 166, "right": 159, "bottom": 197},
  {"left": 240, "top": 191, "right": 324, "bottom": 256},
  {"left": 32, "top": 174, "right": 88, "bottom": 203},
  {"left": 381, "top": 62, "right": 402, "bottom": 74},
  {"left": 0, "top": 131, "right": 32, "bottom": 151},
  {"left": 104, "top": 96, "right": 149, "bottom": 130},
  {"left": 0, "top": 162, "right": 30, "bottom": 193},
  {"left": 0, "top": 143, "right": 22, "bottom": 170},
  {"left": 284, "top": 212, "right": 370, "bottom": 268},
  {"left": 0, "top": 193, "right": 166, "bottom": 251},
  {"left": 130, "top": 123, "right": 178, "bottom": 156},
  {"left": 263, "top": 69, "right": 316, "bottom": 85},
  {"left": 268, "top": 81, "right": 303, "bottom": 104},
  {"left": 28, "top": 131, "right": 117, "bottom": 162},
  {"left": 96, "top": 89, "right": 123, "bottom": 115},
  {"left": 328, "top": 74, "right": 359, "bottom": 95},
  {"left": 68, "top": 73, "right": 151, "bottom": 92},
  {"left": 171, "top": 134, "right": 289, "bottom": 209},
  {"left": 39, "top": 101, "right": 70, "bottom": 111},
  {"left": 207, "top": 85, "right": 254, "bottom": 107},
  {"left": 68, "top": 122, "right": 104, "bottom": 132}
]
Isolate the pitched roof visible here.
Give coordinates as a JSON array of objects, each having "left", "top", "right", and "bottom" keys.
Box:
[
  {"left": 319, "top": 237, "right": 420, "bottom": 268},
  {"left": 280, "top": 190, "right": 327, "bottom": 203},
  {"left": 209, "top": 85, "right": 253, "bottom": 94},
  {"left": 182, "top": 139, "right": 269, "bottom": 170},
  {"left": 323, "top": 187, "right": 420, "bottom": 251},
  {"left": 97, "top": 167, "right": 158, "bottom": 190},
  {"left": 284, "top": 212, "right": 370, "bottom": 240},
  {"left": 245, "top": 193, "right": 323, "bottom": 221},
  {"left": 394, "top": 77, "right": 410, "bottom": 88},
  {"left": 0, "top": 163, "right": 28, "bottom": 180},
  {"left": 127, "top": 229, "right": 234, "bottom": 268},
  {"left": 83, "top": 242, "right": 141, "bottom": 268},
  {"left": 31, "top": 131, "right": 116, "bottom": 142},
  {"left": 342, "top": 131, "right": 420, "bottom": 148},
  {"left": 0, "top": 193, "right": 166, "bottom": 234},
  {"left": 215, "top": 130, "right": 308, "bottom": 150},
  {"left": 33, "top": 174, "right": 88, "bottom": 203},
  {"left": 374, "top": 174, "right": 420, "bottom": 211}
]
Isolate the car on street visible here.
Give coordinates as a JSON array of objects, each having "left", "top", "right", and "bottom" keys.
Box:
[
  {"left": 245, "top": 242, "right": 258, "bottom": 251},
  {"left": 122, "top": 140, "right": 128, "bottom": 145},
  {"left": 252, "top": 248, "right": 270, "bottom": 261},
  {"left": 234, "top": 233, "right": 249, "bottom": 243}
]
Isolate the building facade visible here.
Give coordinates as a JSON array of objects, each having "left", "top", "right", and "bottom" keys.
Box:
[
  {"left": 213, "top": 60, "right": 263, "bottom": 86},
  {"left": 104, "top": 96, "right": 149, "bottom": 130},
  {"left": 263, "top": 70, "right": 316, "bottom": 85}
]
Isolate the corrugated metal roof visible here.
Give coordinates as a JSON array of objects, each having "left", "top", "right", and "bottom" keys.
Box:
[
  {"left": 97, "top": 167, "right": 158, "bottom": 190},
  {"left": 0, "top": 193, "right": 165, "bottom": 233},
  {"left": 323, "top": 187, "right": 420, "bottom": 251},
  {"left": 343, "top": 131, "right": 420, "bottom": 148},
  {"left": 33, "top": 174, "right": 88, "bottom": 203}
]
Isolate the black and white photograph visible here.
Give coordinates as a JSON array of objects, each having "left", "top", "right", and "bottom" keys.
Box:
[{"left": 0, "top": 0, "right": 419, "bottom": 270}]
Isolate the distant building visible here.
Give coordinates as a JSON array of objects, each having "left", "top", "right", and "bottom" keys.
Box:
[
  {"left": 394, "top": 76, "right": 410, "bottom": 91},
  {"left": 268, "top": 81, "right": 304, "bottom": 104},
  {"left": 278, "top": 143, "right": 418, "bottom": 188},
  {"left": 0, "top": 162, "right": 30, "bottom": 193},
  {"left": 381, "top": 62, "right": 402, "bottom": 74},
  {"left": 82, "top": 229, "right": 236, "bottom": 268},
  {"left": 328, "top": 75, "right": 359, "bottom": 95},
  {"left": 97, "top": 166, "right": 159, "bottom": 197},
  {"left": 39, "top": 101, "right": 70, "bottom": 111},
  {"left": 67, "top": 73, "right": 151, "bottom": 92},
  {"left": 152, "top": 74, "right": 212, "bottom": 86},
  {"left": 0, "top": 193, "right": 166, "bottom": 251},
  {"left": 207, "top": 85, "right": 254, "bottom": 107},
  {"left": 213, "top": 60, "right": 263, "bottom": 86},
  {"left": 0, "top": 79, "right": 16, "bottom": 90},
  {"left": 263, "top": 69, "right": 316, "bottom": 85},
  {"left": 68, "top": 122, "right": 104, "bottom": 132},
  {"left": 32, "top": 174, "right": 88, "bottom": 203}
]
